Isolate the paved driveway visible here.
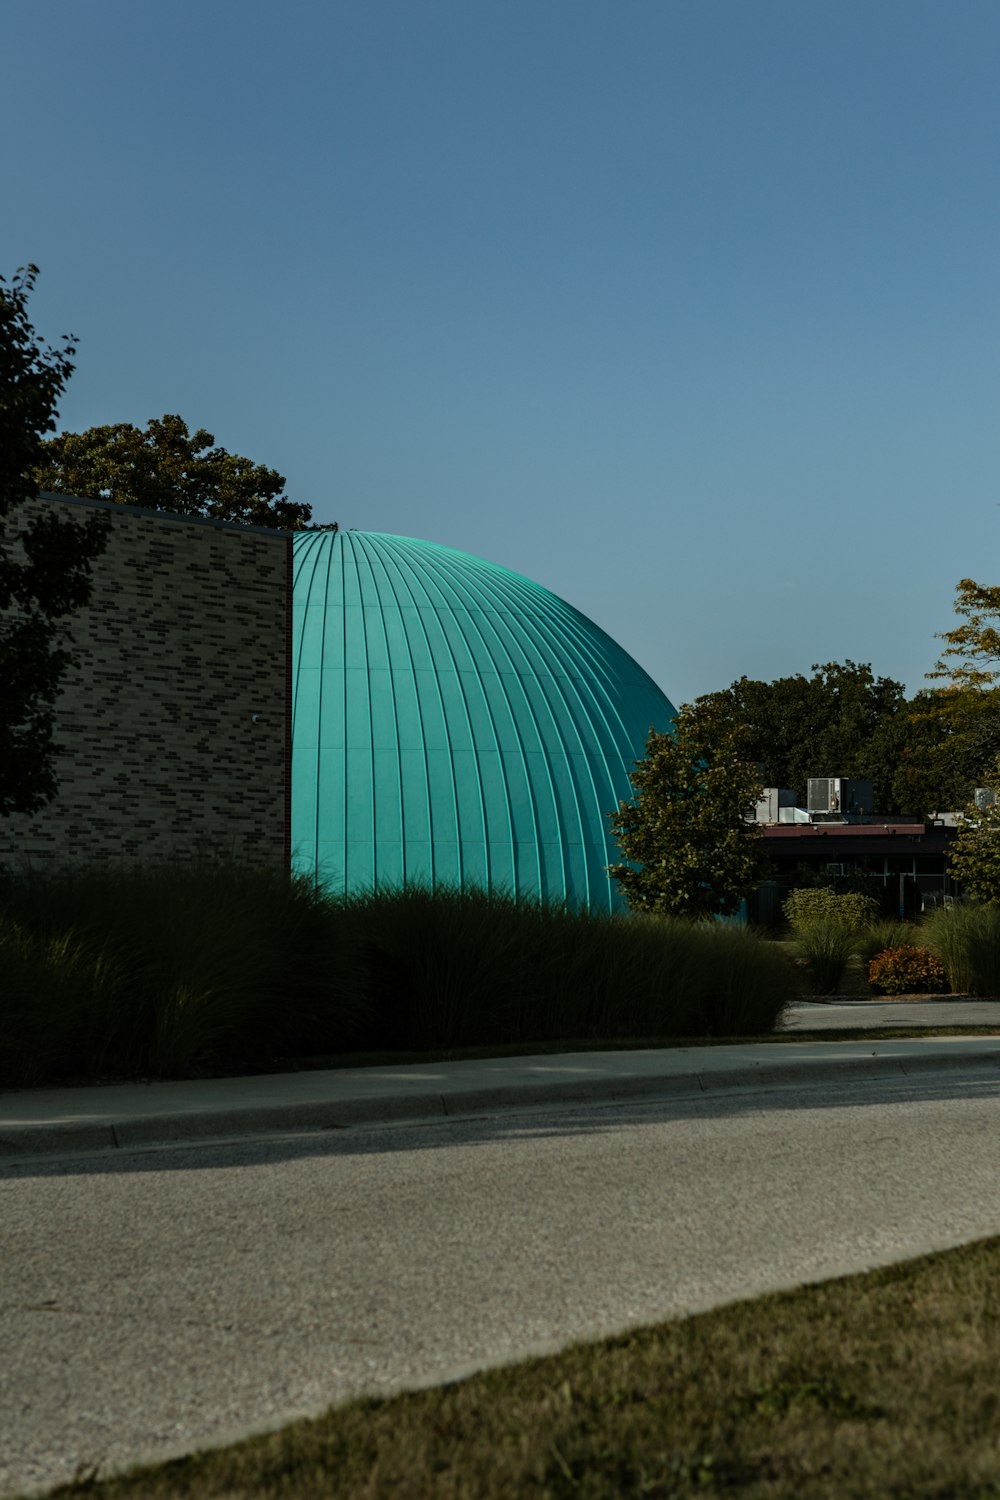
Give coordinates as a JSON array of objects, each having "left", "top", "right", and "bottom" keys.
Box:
[{"left": 5, "top": 1063, "right": 1000, "bottom": 1495}]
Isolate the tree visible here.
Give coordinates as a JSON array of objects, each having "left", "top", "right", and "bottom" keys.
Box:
[
  {"left": 33, "top": 413, "right": 312, "bottom": 530},
  {"left": 947, "top": 760, "right": 1000, "bottom": 903},
  {"left": 607, "top": 708, "right": 763, "bottom": 918},
  {"left": 691, "top": 661, "right": 909, "bottom": 812},
  {"left": 891, "top": 687, "right": 1000, "bottom": 815},
  {"left": 895, "top": 579, "right": 1000, "bottom": 815},
  {"left": 929, "top": 579, "right": 1000, "bottom": 688},
  {"left": 1, "top": 265, "right": 109, "bottom": 815}
]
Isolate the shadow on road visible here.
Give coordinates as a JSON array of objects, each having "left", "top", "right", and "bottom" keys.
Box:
[{"left": 6, "top": 1066, "right": 1000, "bottom": 1182}]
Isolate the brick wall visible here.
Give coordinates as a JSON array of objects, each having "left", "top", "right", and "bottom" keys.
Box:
[{"left": 0, "top": 494, "right": 291, "bottom": 870}]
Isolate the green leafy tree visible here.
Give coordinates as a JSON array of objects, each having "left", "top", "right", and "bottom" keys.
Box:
[
  {"left": 687, "top": 660, "right": 984, "bottom": 817},
  {"left": 691, "top": 661, "right": 908, "bottom": 812},
  {"left": 34, "top": 413, "right": 312, "bottom": 530},
  {"left": 608, "top": 709, "right": 763, "bottom": 918},
  {"left": 891, "top": 580, "right": 1000, "bottom": 815},
  {"left": 929, "top": 579, "right": 1000, "bottom": 688},
  {"left": 947, "top": 760, "right": 1000, "bottom": 904},
  {"left": 892, "top": 687, "right": 1000, "bottom": 815},
  {"left": 1, "top": 265, "right": 109, "bottom": 815}
]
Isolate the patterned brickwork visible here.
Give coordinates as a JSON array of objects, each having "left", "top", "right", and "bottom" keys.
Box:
[{"left": 0, "top": 495, "right": 290, "bottom": 870}]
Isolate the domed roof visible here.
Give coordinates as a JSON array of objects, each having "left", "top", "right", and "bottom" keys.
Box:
[{"left": 291, "top": 530, "right": 676, "bottom": 910}]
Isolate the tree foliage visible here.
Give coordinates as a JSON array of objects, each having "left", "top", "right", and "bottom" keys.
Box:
[
  {"left": 1, "top": 265, "right": 109, "bottom": 815},
  {"left": 607, "top": 709, "right": 763, "bottom": 918},
  {"left": 893, "top": 579, "right": 1000, "bottom": 816},
  {"left": 947, "top": 760, "right": 1000, "bottom": 904},
  {"left": 930, "top": 579, "right": 1000, "bottom": 689},
  {"left": 893, "top": 687, "right": 1000, "bottom": 815},
  {"left": 34, "top": 413, "right": 312, "bottom": 530},
  {"left": 683, "top": 659, "right": 993, "bottom": 818},
  {"left": 691, "top": 661, "right": 908, "bottom": 812}
]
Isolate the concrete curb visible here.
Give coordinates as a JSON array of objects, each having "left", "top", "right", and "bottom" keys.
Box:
[{"left": 4, "top": 1043, "right": 1000, "bottom": 1160}]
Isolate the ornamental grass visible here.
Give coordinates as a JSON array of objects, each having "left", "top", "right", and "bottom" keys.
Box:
[
  {"left": 921, "top": 903, "right": 1000, "bottom": 996},
  {"left": 0, "top": 865, "right": 796, "bottom": 1087}
]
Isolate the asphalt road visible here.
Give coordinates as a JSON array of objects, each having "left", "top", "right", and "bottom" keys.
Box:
[{"left": 5, "top": 1067, "right": 1000, "bottom": 1496}]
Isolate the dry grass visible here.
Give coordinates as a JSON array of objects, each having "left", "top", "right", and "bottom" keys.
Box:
[{"left": 35, "top": 1236, "right": 1000, "bottom": 1500}]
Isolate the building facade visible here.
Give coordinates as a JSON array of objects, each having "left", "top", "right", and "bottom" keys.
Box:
[
  {"left": 0, "top": 494, "right": 291, "bottom": 870},
  {"left": 3, "top": 501, "right": 678, "bottom": 905}
]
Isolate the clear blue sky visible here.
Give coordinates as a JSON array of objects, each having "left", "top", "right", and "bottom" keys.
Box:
[{"left": 4, "top": 0, "right": 999, "bottom": 706}]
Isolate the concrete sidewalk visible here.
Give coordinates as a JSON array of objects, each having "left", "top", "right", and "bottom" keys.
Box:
[
  {"left": 783, "top": 998, "right": 1000, "bottom": 1030},
  {"left": 2, "top": 1000, "right": 1000, "bottom": 1159}
]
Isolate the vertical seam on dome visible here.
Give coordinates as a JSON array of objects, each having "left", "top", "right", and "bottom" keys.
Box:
[
  {"left": 291, "top": 532, "right": 324, "bottom": 885},
  {"left": 401, "top": 546, "right": 520, "bottom": 899},
  {"left": 415, "top": 545, "right": 546, "bottom": 901},
  {"left": 461, "top": 567, "right": 675, "bottom": 911},
  {"left": 284, "top": 536, "right": 293, "bottom": 871},
  {"left": 371, "top": 540, "right": 465, "bottom": 889},
  {"left": 345, "top": 532, "right": 378, "bottom": 889},
  {"left": 390, "top": 545, "right": 493, "bottom": 892},
  {"left": 362, "top": 536, "right": 438, "bottom": 887},
  {"left": 421, "top": 548, "right": 564, "bottom": 904},
  {"left": 334, "top": 535, "right": 347, "bottom": 894},
  {"left": 432, "top": 555, "right": 658, "bottom": 913},
  {"left": 352, "top": 533, "right": 405, "bottom": 886},
  {"left": 522, "top": 598, "right": 677, "bottom": 893},
  {"left": 481, "top": 580, "right": 626, "bottom": 913},
  {"left": 526, "top": 609, "right": 622, "bottom": 914},
  {"left": 455, "top": 567, "right": 587, "bottom": 906}
]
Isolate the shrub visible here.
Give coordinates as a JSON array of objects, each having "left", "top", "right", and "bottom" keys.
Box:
[
  {"left": 922, "top": 903, "right": 1000, "bottom": 996},
  {"left": 855, "top": 920, "right": 917, "bottom": 969},
  {"left": 792, "top": 920, "right": 858, "bottom": 996},
  {"left": 867, "top": 945, "right": 948, "bottom": 996},
  {"left": 782, "top": 887, "right": 879, "bottom": 934}
]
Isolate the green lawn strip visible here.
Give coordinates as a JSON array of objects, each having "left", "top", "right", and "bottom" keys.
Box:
[{"left": 37, "top": 1236, "right": 1000, "bottom": 1500}]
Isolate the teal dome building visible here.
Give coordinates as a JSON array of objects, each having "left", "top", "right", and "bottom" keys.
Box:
[{"left": 291, "top": 530, "right": 676, "bottom": 910}]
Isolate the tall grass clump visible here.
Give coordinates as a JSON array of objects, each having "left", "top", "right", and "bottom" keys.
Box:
[
  {"left": 782, "top": 887, "right": 880, "bottom": 995},
  {"left": 855, "top": 920, "right": 917, "bottom": 970},
  {"left": 791, "top": 920, "right": 859, "bottom": 996},
  {"left": 0, "top": 862, "right": 364, "bottom": 1085},
  {"left": 922, "top": 903, "right": 1000, "bottom": 995},
  {"left": 0, "top": 917, "right": 130, "bottom": 1086},
  {"left": 338, "top": 884, "right": 532, "bottom": 1050},
  {"left": 1, "top": 870, "right": 797, "bottom": 1088},
  {"left": 342, "top": 885, "right": 796, "bottom": 1049}
]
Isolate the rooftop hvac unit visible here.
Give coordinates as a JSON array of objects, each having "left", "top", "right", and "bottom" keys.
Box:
[
  {"left": 807, "top": 777, "right": 874, "bottom": 816},
  {"left": 754, "top": 788, "right": 797, "bottom": 823},
  {"left": 808, "top": 778, "right": 838, "bottom": 814},
  {"left": 974, "top": 787, "right": 997, "bottom": 811}
]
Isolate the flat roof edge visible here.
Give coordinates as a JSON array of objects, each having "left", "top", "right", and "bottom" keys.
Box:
[{"left": 37, "top": 491, "right": 294, "bottom": 539}]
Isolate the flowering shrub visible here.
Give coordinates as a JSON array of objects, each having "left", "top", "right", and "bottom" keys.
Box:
[{"left": 867, "top": 945, "right": 948, "bottom": 997}]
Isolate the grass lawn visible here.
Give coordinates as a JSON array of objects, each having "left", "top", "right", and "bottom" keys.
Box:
[{"left": 33, "top": 1235, "right": 1000, "bottom": 1500}]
